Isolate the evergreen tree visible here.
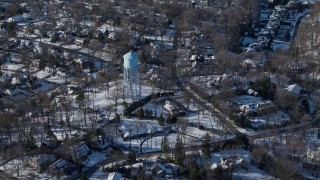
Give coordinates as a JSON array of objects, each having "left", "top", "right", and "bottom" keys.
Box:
[
  {"left": 161, "top": 135, "right": 170, "bottom": 160},
  {"left": 114, "top": 113, "right": 121, "bottom": 123},
  {"left": 136, "top": 107, "right": 144, "bottom": 119},
  {"left": 301, "top": 99, "right": 310, "bottom": 114},
  {"left": 212, "top": 165, "right": 231, "bottom": 180},
  {"left": 137, "top": 166, "right": 146, "bottom": 180},
  {"left": 76, "top": 90, "right": 85, "bottom": 103},
  {"left": 202, "top": 133, "right": 211, "bottom": 160},
  {"left": 127, "top": 151, "right": 136, "bottom": 164},
  {"left": 157, "top": 113, "right": 165, "bottom": 125},
  {"left": 189, "top": 159, "right": 201, "bottom": 180},
  {"left": 79, "top": 174, "right": 88, "bottom": 180},
  {"left": 174, "top": 134, "right": 185, "bottom": 166}
]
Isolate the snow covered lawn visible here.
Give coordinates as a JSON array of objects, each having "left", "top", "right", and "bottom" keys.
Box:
[
  {"left": 1, "top": 62, "right": 25, "bottom": 71},
  {"left": 33, "top": 70, "right": 50, "bottom": 79},
  {"left": 46, "top": 75, "right": 67, "bottom": 84}
]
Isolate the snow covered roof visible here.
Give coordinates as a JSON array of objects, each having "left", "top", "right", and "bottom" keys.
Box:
[
  {"left": 164, "top": 42, "right": 174, "bottom": 50},
  {"left": 219, "top": 155, "right": 243, "bottom": 169},
  {"left": 270, "top": 74, "right": 291, "bottom": 86},
  {"left": 247, "top": 89, "right": 258, "bottom": 96},
  {"left": 107, "top": 172, "right": 123, "bottom": 180},
  {"left": 243, "top": 59, "right": 256, "bottom": 67},
  {"left": 190, "top": 55, "right": 197, "bottom": 61},
  {"left": 132, "top": 163, "right": 144, "bottom": 168},
  {"left": 7, "top": 15, "right": 24, "bottom": 23},
  {"left": 50, "top": 159, "right": 70, "bottom": 169},
  {"left": 37, "top": 154, "right": 56, "bottom": 165},
  {"left": 73, "top": 142, "right": 90, "bottom": 158},
  {"left": 285, "top": 84, "right": 301, "bottom": 94},
  {"left": 210, "top": 163, "right": 218, "bottom": 170}
]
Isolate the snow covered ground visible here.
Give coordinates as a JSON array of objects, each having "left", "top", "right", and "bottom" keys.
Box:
[
  {"left": 1, "top": 62, "right": 25, "bottom": 71},
  {"left": 253, "top": 127, "right": 320, "bottom": 178},
  {"left": 0, "top": 155, "right": 40, "bottom": 179},
  {"left": 254, "top": 127, "right": 320, "bottom": 161},
  {"left": 33, "top": 70, "right": 50, "bottom": 79},
  {"left": 46, "top": 75, "right": 67, "bottom": 84}
]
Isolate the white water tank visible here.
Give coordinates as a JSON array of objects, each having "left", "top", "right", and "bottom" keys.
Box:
[
  {"left": 123, "top": 50, "right": 139, "bottom": 68},
  {"left": 123, "top": 50, "right": 141, "bottom": 100}
]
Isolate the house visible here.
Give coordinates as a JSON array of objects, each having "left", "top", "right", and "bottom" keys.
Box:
[
  {"left": 163, "top": 163, "right": 181, "bottom": 179},
  {"left": 108, "top": 31, "right": 119, "bottom": 40},
  {"left": 79, "top": 27, "right": 91, "bottom": 37},
  {"left": 143, "top": 161, "right": 154, "bottom": 176},
  {"left": 129, "top": 163, "right": 144, "bottom": 177},
  {"left": 22, "top": 13, "right": 32, "bottom": 20},
  {"left": 216, "top": 155, "right": 247, "bottom": 170},
  {"left": 8, "top": 52, "right": 22, "bottom": 63},
  {"left": 56, "top": 67, "right": 67, "bottom": 77},
  {"left": 211, "top": 74, "right": 232, "bottom": 87},
  {"left": 118, "top": 124, "right": 163, "bottom": 140},
  {"left": 61, "top": 34, "right": 75, "bottom": 44},
  {"left": 94, "top": 29, "right": 107, "bottom": 40},
  {"left": 33, "top": 154, "right": 56, "bottom": 170},
  {"left": 285, "top": 84, "right": 302, "bottom": 95},
  {"left": 190, "top": 54, "right": 209, "bottom": 65},
  {"left": 163, "top": 42, "right": 174, "bottom": 50},
  {"left": 242, "top": 59, "right": 256, "bottom": 70},
  {"left": 33, "top": 42, "right": 43, "bottom": 54},
  {"left": 151, "top": 163, "right": 166, "bottom": 178},
  {"left": 239, "top": 100, "right": 277, "bottom": 115},
  {"left": 7, "top": 15, "right": 24, "bottom": 23},
  {"left": 149, "top": 162, "right": 181, "bottom": 179},
  {"left": 44, "top": 64, "right": 55, "bottom": 74},
  {"left": 41, "top": 136, "right": 60, "bottom": 149},
  {"left": 256, "top": 100, "right": 277, "bottom": 115},
  {"left": 48, "top": 159, "right": 75, "bottom": 175},
  {"left": 0, "top": 73, "right": 12, "bottom": 83},
  {"left": 75, "top": 38, "right": 89, "bottom": 46},
  {"left": 10, "top": 77, "right": 20, "bottom": 85},
  {"left": 48, "top": 49, "right": 63, "bottom": 60},
  {"left": 31, "top": 59, "right": 41, "bottom": 68},
  {"left": 72, "top": 142, "right": 90, "bottom": 160},
  {"left": 191, "top": 61, "right": 202, "bottom": 72}
]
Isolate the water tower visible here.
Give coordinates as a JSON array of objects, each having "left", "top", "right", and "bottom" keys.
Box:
[{"left": 123, "top": 50, "right": 141, "bottom": 100}]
